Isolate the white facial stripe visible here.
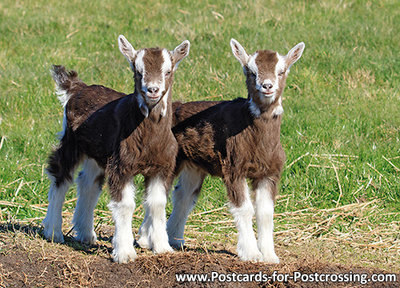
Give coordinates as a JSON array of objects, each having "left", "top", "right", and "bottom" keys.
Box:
[
  {"left": 275, "top": 53, "right": 286, "bottom": 87},
  {"left": 247, "top": 52, "right": 259, "bottom": 75},
  {"left": 248, "top": 53, "right": 262, "bottom": 91},
  {"left": 135, "top": 50, "right": 146, "bottom": 75},
  {"left": 161, "top": 49, "right": 172, "bottom": 76},
  {"left": 159, "top": 49, "right": 172, "bottom": 94},
  {"left": 135, "top": 50, "right": 148, "bottom": 93}
]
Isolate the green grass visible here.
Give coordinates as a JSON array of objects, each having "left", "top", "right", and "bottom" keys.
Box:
[{"left": 0, "top": 0, "right": 399, "bottom": 267}]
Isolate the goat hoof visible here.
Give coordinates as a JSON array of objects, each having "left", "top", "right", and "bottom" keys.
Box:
[
  {"left": 43, "top": 229, "right": 65, "bottom": 243},
  {"left": 169, "top": 238, "right": 185, "bottom": 250},
  {"left": 239, "top": 250, "right": 264, "bottom": 262},
  {"left": 153, "top": 244, "right": 174, "bottom": 254},
  {"left": 136, "top": 236, "right": 151, "bottom": 249},
  {"left": 75, "top": 230, "right": 97, "bottom": 245},
  {"left": 112, "top": 247, "right": 137, "bottom": 264},
  {"left": 262, "top": 252, "right": 280, "bottom": 264}
]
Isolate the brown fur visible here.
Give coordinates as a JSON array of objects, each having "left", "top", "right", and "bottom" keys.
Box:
[
  {"left": 67, "top": 83, "right": 126, "bottom": 130},
  {"left": 254, "top": 50, "right": 278, "bottom": 78},
  {"left": 172, "top": 98, "right": 285, "bottom": 207},
  {"left": 48, "top": 58, "right": 177, "bottom": 202},
  {"left": 44, "top": 38, "right": 191, "bottom": 262},
  {"left": 50, "top": 45, "right": 292, "bottom": 208},
  {"left": 142, "top": 49, "right": 163, "bottom": 81}
]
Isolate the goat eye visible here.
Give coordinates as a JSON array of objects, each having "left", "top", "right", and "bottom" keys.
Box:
[
  {"left": 165, "top": 71, "right": 171, "bottom": 77},
  {"left": 248, "top": 71, "right": 256, "bottom": 78},
  {"left": 278, "top": 71, "right": 284, "bottom": 77}
]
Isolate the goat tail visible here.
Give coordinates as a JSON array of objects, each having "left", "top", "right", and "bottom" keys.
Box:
[
  {"left": 47, "top": 127, "right": 82, "bottom": 187},
  {"left": 50, "top": 65, "right": 80, "bottom": 107}
]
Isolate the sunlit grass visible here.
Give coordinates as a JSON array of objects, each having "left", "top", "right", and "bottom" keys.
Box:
[{"left": 0, "top": 0, "right": 399, "bottom": 268}]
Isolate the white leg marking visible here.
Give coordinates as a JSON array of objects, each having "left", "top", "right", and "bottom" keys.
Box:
[
  {"left": 73, "top": 158, "right": 104, "bottom": 245},
  {"left": 136, "top": 206, "right": 151, "bottom": 249},
  {"left": 230, "top": 180, "right": 263, "bottom": 262},
  {"left": 167, "top": 164, "right": 203, "bottom": 248},
  {"left": 43, "top": 177, "right": 71, "bottom": 243},
  {"left": 255, "top": 179, "right": 279, "bottom": 263},
  {"left": 144, "top": 176, "right": 173, "bottom": 254},
  {"left": 108, "top": 182, "right": 137, "bottom": 263}
]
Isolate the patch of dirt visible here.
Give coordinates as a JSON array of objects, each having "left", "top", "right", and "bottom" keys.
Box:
[{"left": 0, "top": 223, "right": 398, "bottom": 288}]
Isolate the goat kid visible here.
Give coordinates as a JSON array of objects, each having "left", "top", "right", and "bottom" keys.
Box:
[
  {"left": 49, "top": 38, "right": 304, "bottom": 263},
  {"left": 167, "top": 39, "right": 305, "bottom": 263},
  {"left": 42, "top": 35, "right": 190, "bottom": 263}
]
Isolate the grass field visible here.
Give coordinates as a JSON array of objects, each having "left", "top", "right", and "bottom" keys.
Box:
[{"left": 1, "top": 0, "right": 399, "bottom": 279}]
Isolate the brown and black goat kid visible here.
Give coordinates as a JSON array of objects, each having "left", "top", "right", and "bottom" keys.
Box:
[
  {"left": 166, "top": 39, "right": 305, "bottom": 263},
  {"left": 42, "top": 35, "right": 190, "bottom": 263}
]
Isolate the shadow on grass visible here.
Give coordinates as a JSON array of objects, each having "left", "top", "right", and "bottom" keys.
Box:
[
  {"left": 0, "top": 222, "right": 113, "bottom": 256},
  {"left": 166, "top": 242, "right": 237, "bottom": 257},
  {"left": 0, "top": 222, "right": 236, "bottom": 258}
]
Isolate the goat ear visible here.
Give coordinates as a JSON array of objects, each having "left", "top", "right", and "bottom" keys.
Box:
[
  {"left": 285, "top": 42, "right": 305, "bottom": 70},
  {"left": 230, "top": 38, "right": 249, "bottom": 66},
  {"left": 118, "top": 35, "right": 137, "bottom": 63},
  {"left": 172, "top": 40, "right": 190, "bottom": 70}
]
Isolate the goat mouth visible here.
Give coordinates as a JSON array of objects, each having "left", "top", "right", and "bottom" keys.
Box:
[
  {"left": 261, "top": 91, "right": 275, "bottom": 97},
  {"left": 141, "top": 92, "right": 160, "bottom": 101}
]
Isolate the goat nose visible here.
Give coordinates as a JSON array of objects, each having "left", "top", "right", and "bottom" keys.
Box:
[
  {"left": 262, "top": 83, "right": 273, "bottom": 90},
  {"left": 147, "top": 87, "right": 159, "bottom": 94}
]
